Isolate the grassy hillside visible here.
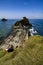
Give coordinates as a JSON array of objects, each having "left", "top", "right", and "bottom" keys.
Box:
[{"left": 0, "top": 35, "right": 43, "bottom": 65}]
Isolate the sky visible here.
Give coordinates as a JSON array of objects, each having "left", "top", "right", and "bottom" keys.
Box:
[{"left": 0, "top": 0, "right": 43, "bottom": 19}]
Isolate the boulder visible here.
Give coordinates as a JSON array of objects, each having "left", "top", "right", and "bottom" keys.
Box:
[{"left": 7, "top": 45, "right": 14, "bottom": 52}]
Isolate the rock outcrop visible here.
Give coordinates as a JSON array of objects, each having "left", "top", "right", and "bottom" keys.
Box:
[
  {"left": 13, "top": 17, "right": 32, "bottom": 28},
  {"left": 1, "top": 18, "right": 7, "bottom": 21}
]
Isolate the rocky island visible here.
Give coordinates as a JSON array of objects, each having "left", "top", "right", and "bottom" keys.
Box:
[{"left": 1, "top": 18, "right": 7, "bottom": 21}]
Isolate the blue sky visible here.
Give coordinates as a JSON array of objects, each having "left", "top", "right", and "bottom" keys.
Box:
[{"left": 0, "top": 0, "right": 43, "bottom": 19}]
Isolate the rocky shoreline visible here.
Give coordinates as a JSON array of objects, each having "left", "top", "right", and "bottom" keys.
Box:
[{"left": 0, "top": 17, "right": 35, "bottom": 51}]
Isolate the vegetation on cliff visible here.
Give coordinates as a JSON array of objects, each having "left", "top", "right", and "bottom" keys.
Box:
[{"left": 0, "top": 35, "right": 43, "bottom": 65}]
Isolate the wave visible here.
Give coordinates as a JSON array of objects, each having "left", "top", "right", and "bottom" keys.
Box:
[{"left": 29, "top": 27, "right": 38, "bottom": 36}]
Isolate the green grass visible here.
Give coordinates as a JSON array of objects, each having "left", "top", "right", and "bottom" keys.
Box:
[
  {"left": 0, "top": 35, "right": 43, "bottom": 65},
  {"left": 0, "top": 49, "right": 7, "bottom": 58}
]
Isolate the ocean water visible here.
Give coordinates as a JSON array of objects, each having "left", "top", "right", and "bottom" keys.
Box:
[
  {"left": 30, "top": 19, "right": 43, "bottom": 36},
  {"left": 0, "top": 19, "right": 16, "bottom": 38},
  {"left": 0, "top": 19, "right": 43, "bottom": 39}
]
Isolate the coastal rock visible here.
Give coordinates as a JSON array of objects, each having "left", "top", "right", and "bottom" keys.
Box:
[
  {"left": 13, "top": 17, "right": 32, "bottom": 28},
  {"left": 7, "top": 45, "right": 14, "bottom": 52},
  {"left": 1, "top": 18, "right": 7, "bottom": 21}
]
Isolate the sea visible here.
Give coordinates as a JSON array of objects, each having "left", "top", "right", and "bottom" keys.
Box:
[
  {"left": 30, "top": 19, "right": 43, "bottom": 36},
  {"left": 0, "top": 19, "right": 43, "bottom": 39}
]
